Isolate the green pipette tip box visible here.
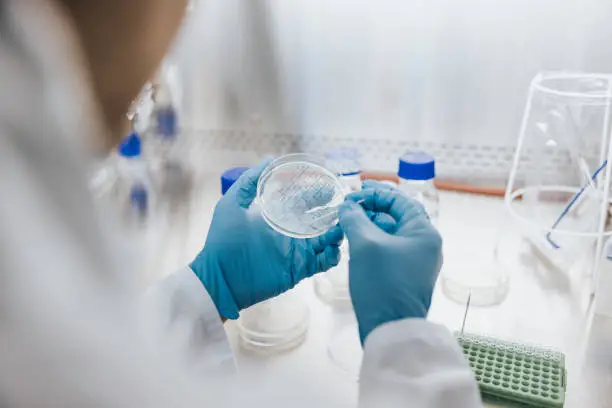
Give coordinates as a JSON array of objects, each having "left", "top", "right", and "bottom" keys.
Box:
[{"left": 457, "top": 333, "right": 567, "bottom": 408}]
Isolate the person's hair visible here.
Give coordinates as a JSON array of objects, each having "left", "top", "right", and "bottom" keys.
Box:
[{"left": 58, "top": 0, "right": 188, "bottom": 146}]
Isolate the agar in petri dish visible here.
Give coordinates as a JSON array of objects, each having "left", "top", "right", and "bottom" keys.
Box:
[{"left": 257, "top": 154, "right": 346, "bottom": 238}]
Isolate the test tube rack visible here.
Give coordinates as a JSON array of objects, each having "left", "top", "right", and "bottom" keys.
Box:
[{"left": 457, "top": 333, "right": 566, "bottom": 408}]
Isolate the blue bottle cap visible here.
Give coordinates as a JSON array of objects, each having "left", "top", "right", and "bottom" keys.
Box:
[
  {"left": 118, "top": 132, "right": 142, "bottom": 158},
  {"left": 398, "top": 151, "right": 435, "bottom": 181},
  {"left": 221, "top": 167, "right": 249, "bottom": 195}
]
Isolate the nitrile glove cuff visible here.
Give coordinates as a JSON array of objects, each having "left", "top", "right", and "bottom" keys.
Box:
[{"left": 190, "top": 252, "right": 240, "bottom": 320}]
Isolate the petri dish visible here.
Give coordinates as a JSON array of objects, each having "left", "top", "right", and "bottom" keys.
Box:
[{"left": 257, "top": 154, "right": 346, "bottom": 238}]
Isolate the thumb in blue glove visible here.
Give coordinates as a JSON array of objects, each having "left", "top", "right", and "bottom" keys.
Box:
[{"left": 338, "top": 185, "right": 442, "bottom": 344}]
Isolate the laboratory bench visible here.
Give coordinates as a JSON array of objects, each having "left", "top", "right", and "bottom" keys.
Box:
[{"left": 155, "top": 176, "right": 612, "bottom": 408}]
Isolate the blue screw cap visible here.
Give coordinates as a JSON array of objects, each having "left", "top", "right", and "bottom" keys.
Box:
[
  {"left": 398, "top": 151, "right": 435, "bottom": 181},
  {"left": 118, "top": 132, "right": 142, "bottom": 158},
  {"left": 221, "top": 167, "right": 249, "bottom": 195}
]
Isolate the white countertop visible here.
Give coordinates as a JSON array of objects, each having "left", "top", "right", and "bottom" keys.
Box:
[{"left": 156, "top": 176, "right": 612, "bottom": 407}]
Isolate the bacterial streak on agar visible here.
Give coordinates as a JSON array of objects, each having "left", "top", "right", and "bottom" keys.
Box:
[{"left": 257, "top": 154, "right": 347, "bottom": 238}]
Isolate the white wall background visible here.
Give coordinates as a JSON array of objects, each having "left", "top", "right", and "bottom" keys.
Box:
[{"left": 171, "top": 0, "right": 612, "bottom": 183}]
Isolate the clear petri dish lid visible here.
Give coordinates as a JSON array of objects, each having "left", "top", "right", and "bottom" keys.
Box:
[{"left": 257, "top": 154, "right": 347, "bottom": 238}]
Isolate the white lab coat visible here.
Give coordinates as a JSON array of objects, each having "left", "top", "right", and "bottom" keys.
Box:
[{"left": 0, "top": 1, "right": 482, "bottom": 407}]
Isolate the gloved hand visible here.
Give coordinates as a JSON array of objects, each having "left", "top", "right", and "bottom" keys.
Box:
[
  {"left": 190, "top": 159, "right": 343, "bottom": 320},
  {"left": 338, "top": 180, "right": 442, "bottom": 344}
]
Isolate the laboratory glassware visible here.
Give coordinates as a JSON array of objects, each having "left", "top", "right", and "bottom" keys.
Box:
[
  {"left": 221, "top": 167, "right": 311, "bottom": 353},
  {"left": 114, "top": 133, "right": 157, "bottom": 227},
  {"left": 399, "top": 150, "right": 511, "bottom": 306},
  {"left": 144, "top": 69, "right": 195, "bottom": 270},
  {"left": 315, "top": 149, "right": 361, "bottom": 304},
  {"left": 257, "top": 154, "right": 347, "bottom": 239},
  {"left": 397, "top": 151, "right": 439, "bottom": 224},
  {"left": 151, "top": 85, "right": 178, "bottom": 139},
  {"left": 145, "top": 73, "right": 181, "bottom": 166},
  {"left": 314, "top": 149, "right": 363, "bottom": 378},
  {"left": 439, "top": 196, "right": 510, "bottom": 307},
  {"left": 101, "top": 132, "right": 169, "bottom": 285},
  {"left": 505, "top": 72, "right": 612, "bottom": 294},
  {"left": 148, "top": 76, "right": 191, "bottom": 211},
  {"left": 326, "top": 148, "right": 362, "bottom": 192}
]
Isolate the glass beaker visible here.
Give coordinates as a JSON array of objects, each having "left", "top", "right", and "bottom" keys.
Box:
[{"left": 505, "top": 72, "right": 612, "bottom": 292}]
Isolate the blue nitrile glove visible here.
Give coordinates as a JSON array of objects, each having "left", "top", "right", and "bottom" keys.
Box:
[
  {"left": 338, "top": 182, "right": 443, "bottom": 344},
  {"left": 190, "top": 159, "right": 344, "bottom": 319}
]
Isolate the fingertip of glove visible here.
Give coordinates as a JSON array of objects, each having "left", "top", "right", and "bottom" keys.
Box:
[
  {"left": 220, "top": 309, "right": 240, "bottom": 320},
  {"left": 339, "top": 200, "right": 367, "bottom": 221},
  {"left": 339, "top": 200, "right": 359, "bottom": 213}
]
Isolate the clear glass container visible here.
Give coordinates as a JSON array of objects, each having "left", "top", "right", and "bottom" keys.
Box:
[
  {"left": 397, "top": 152, "right": 439, "bottom": 224},
  {"left": 257, "top": 154, "right": 346, "bottom": 238},
  {"left": 311, "top": 149, "right": 364, "bottom": 378},
  {"left": 396, "top": 152, "right": 509, "bottom": 306},
  {"left": 439, "top": 196, "right": 510, "bottom": 306},
  {"left": 315, "top": 149, "right": 361, "bottom": 304},
  {"left": 505, "top": 72, "right": 612, "bottom": 294},
  {"left": 440, "top": 234, "right": 510, "bottom": 307},
  {"left": 113, "top": 134, "right": 157, "bottom": 228},
  {"left": 399, "top": 178, "right": 439, "bottom": 224}
]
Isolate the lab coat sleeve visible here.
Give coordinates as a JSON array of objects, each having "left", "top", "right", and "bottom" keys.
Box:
[
  {"left": 359, "top": 319, "right": 483, "bottom": 408},
  {"left": 143, "top": 266, "right": 236, "bottom": 375}
]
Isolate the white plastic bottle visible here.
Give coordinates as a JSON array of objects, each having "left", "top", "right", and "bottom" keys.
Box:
[{"left": 397, "top": 151, "right": 439, "bottom": 224}]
